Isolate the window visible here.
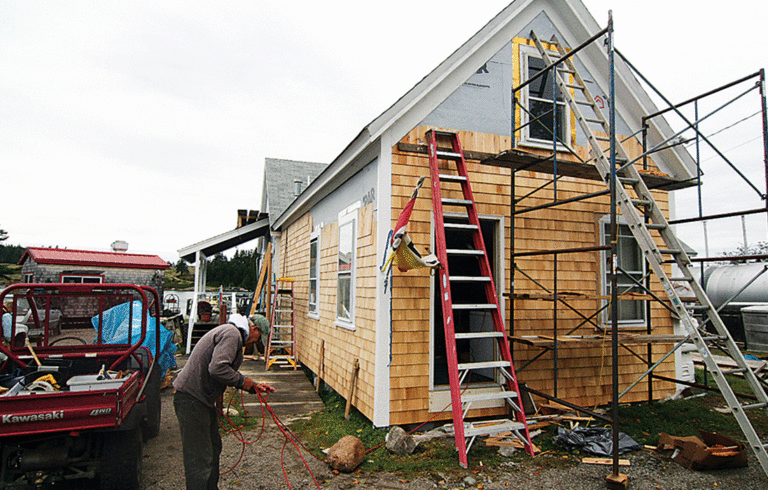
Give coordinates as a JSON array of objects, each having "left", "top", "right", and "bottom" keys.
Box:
[
  {"left": 519, "top": 44, "right": 570, "bottom": 147},
  {"left": 308, "top": 228, "right": 320, "bottom": 317},
  {"left": 294, "top": 179, "right": 303, "bottom": 197},
  {"left": 336, "top": 205, "right": 358, "bottom": 329},
  {"left": 60, "top": 274, "right": 103, "bottom": 284},
  {"left": 22, "top": 272, "right": 33, "bottom": 283},
  {"left": 601, "top": 220, "right": 645, "bottom": 326}
]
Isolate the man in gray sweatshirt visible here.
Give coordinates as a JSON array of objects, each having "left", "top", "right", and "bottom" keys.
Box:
[{"left": 173, "top": 313, "right": 274, "bottom": 490}]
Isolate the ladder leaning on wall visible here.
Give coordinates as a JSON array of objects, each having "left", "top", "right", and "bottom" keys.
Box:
[
  {"left": 426, "top": 129, "right": 534, "bottom": 468},
  {"left": 265, "top": 277, "right": 298, "bottom": 370},
  {"left": 529, "top": 29, "right": 768, "bottom": 476}
]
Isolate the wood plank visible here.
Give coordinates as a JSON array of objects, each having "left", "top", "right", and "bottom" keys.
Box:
[{"left": 582, "top": 457, "right": 630, "bottom": 466}]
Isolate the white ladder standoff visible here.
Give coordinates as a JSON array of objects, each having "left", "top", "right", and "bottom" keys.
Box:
[
  {"left": 427, "top": 129, "right": 534, "bottom": 468},
  {"left": 530, "top": 30, "right": 768, "bottom": 475},
  {"left": 266, "top": 277, "right": 298, "bottom": 370}
]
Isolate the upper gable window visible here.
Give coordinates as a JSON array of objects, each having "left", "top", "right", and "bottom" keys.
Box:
[{"left": 518, "top": 44, "right": 571, "bottom": 148}]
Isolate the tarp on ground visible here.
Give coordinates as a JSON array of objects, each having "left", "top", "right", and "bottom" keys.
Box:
[
  {"left": 553, "top": 427, "right": 643, "bottom": 456},
  {"left": 92, "top": 301, "right": 177, "bottom": 372}
]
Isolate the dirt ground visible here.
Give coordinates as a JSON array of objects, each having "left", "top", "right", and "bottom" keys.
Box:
[{"left": 141, "top": 385, "right": 768, "bottom": 490}]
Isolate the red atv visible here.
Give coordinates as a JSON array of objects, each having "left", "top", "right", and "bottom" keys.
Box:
[{"left": 0, "top": 284, "right": 163, "bottom": 490}]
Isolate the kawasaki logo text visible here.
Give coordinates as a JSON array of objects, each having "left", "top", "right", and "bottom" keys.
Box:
[{"left": 3, "top": 411, "right": 64, "bottom": 424}]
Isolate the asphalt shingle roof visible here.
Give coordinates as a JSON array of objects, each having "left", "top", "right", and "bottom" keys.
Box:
[{"left": 264, "top": 158, "right": 328, "bottom": 227}]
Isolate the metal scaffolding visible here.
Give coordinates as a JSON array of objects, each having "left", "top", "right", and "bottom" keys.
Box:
[{"left": 498, "top": 12, "right": 768, "bottom": 482}]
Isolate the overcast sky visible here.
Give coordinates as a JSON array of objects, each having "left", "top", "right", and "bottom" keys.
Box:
[{"left": 2, "top": 1, "right": 767, "bottom": 264}]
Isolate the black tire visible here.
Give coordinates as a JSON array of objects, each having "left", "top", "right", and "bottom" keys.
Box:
[
  {"left": 141, "top": 364, "right": 162, "bottom": 442},
  {"left": 99, "top": 427, "right": 142, "bottom": 490}
]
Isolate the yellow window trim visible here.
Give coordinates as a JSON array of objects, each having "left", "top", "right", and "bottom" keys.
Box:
[{"left": 512, "top": 36, "right": 577, "bottom": 147}]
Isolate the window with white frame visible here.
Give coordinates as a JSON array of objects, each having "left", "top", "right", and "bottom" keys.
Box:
[
  {"left": 308, "top": 228, "right": 320, "bottom": 317},
  {"left": 519, "top": 44, "right": 571, "bottom": 147},
  {"left": 336, "top": 205, "right": 358, "bottom": 328},
  {"left": 22, "top": 272, "right": 33, "bottom": 283},
  {"left": 601, "top": 219, "right": 646, "bottom": 326},
  {"left": 60, "top": 274, "right": 103, "bottom": 284}
]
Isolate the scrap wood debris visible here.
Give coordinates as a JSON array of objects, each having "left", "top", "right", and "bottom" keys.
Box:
[
  {"left": 484, "top": 429, "right": 541, "bottom": 454},
  {"left": 581, "top": 457, "right": 630, "bottom": 466}
]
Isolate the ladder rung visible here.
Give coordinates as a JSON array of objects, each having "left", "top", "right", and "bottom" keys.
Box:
[
  {"left": 462, "top": 391, "right": 518, "bottom": 403},
  {"left": 742, "top": 402, "right": 768, "bottom": 411},
  {"left": 447, "top": 249, "right": 484, "bottom": 256},
  {"left": 618, "top": 178, "right": 640, "bottom": 186},
  {"left": 453, "top": 304, "right": 497, "bottom": 310},
  {"left": 464, "top": 419, "right": 526, "bottom": 438},
  {"left": 669, "top": 277, "right": 693, "bottom": 282},
  {"left": 271, "top": 340, "right": 294, "bottom": 345},
  {"left": 458, "top": 360, "right": 510, "bottom": 371},
  {"left": 436, "top": 150, "right": 462, "bottom": 160},
  {"left": 689, "top": 305, "right": 711, "bottom": 311},
  {"left": 431, "top": 129, "right": 458, "bottom": 137},
  {"left": 455, "top": 331, "right": 504, "bottom": 340},
  {"left": 658, "top": 249, "right": 682, "bottom": 255},
  {"left": 646, "top": 223, "right": 667, "bottom": 230},
  {"left": 273, "top": 324, "right": 294, "bottom": 329},
  {"left": 595, "top": 136, "right": 611, "bottom": 142},
  {"left": 722, "top": 367, "right": 748, "bottom": 375},
  {"left": 439, "top": 174, "right": 467, "bottom": 183},
  {"left": 701, "top": 335, "right": 728, "bottom": 342},
  {"left": 585, "top": 117, "right": 606, "bottom": 124},
  {"left": 576, "top": 99, "right": 595, "bottom": 106},
  {"left": 450, "top": 276, "right": 491, "bottom": 282},
  {"left": 442, "top": 198, "right": 473, "bottom": 206},
  {"left": 564, "top": 83, "right": 584, "bottom": 90},
  {"left": 445, "top": 223, "right": 478, "bottom": 231},
  {"left": 630, "top": 199, "right": 651, "bottom": 207}
]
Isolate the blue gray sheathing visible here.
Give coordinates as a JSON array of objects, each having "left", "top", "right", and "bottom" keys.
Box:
[
  {"left": 422, "top": 11, "right": 632, "bottom": 142},
  {"left": 308, "top": 158, "right": 378, "bottom": 228}
]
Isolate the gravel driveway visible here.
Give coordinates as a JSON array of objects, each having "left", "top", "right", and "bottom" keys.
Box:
[{"left": 142, "top": 382, "right": 768, "bottom": 490}]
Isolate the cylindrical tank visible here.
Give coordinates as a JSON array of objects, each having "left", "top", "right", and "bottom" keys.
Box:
[{"left": 702, "top": 263, "right": 768, "bottom": 308}]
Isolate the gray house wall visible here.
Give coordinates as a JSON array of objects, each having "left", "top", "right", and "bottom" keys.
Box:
[{"left": 21, "top": 259, "right": 165, "bottom": 298}]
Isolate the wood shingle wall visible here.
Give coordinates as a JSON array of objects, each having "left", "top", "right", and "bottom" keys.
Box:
[
  {"left": 388, "top": 125, "right": 676, "bottom": 425},
  {"left": 280, "top": 204, "right": 379, "bottom": 422}
]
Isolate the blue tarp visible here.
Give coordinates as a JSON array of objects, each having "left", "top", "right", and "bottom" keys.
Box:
[{"left": 92, "top": 301, "right": 177, "bottom": 372}]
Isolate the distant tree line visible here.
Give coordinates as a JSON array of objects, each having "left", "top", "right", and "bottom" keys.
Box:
[
  {"left": 0, "top": 243, "right": 25, "bottom": 264},
  {"left": 178, "top": 249, "right": 260, "bottom": 290}
]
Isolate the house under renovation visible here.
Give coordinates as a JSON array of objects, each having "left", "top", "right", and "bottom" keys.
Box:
[{"left": 253, "top": 0, "right": 768, "bottom": 473}]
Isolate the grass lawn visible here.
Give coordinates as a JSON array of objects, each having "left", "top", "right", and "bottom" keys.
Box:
[{"left": 279, "top": 368, "right": 768, "bottom": 476}]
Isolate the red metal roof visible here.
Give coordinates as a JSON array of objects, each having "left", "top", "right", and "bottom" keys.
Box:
[{"left": 19, "top": 247, "right": 169, "bottom": 270}]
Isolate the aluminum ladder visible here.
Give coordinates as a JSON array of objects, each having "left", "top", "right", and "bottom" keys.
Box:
[
  {"left": 530, "top": 30, "right": 768, "bottom": 475},
  {"left": 265, "top": 277, "right": 298, "bottom": 370},
  {"left": 426, "top": 129, "right": 534, "bottom": 468}
]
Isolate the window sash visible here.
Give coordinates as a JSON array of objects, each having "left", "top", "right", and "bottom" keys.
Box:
[
  {"left": 520, "top": 46, "right": 570, "bottom": 146},
  {"left": 309, "top": 237, "right": 318, "bottom": 314},
  {"left": 602, "top": 222, "right": 645, "bottom": 325},
  {"left": 337, "top": 219, "right": 355, "bottom": 323},
  {"left": 61, "top": 275, "right": 103, "bottom": 284}
]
